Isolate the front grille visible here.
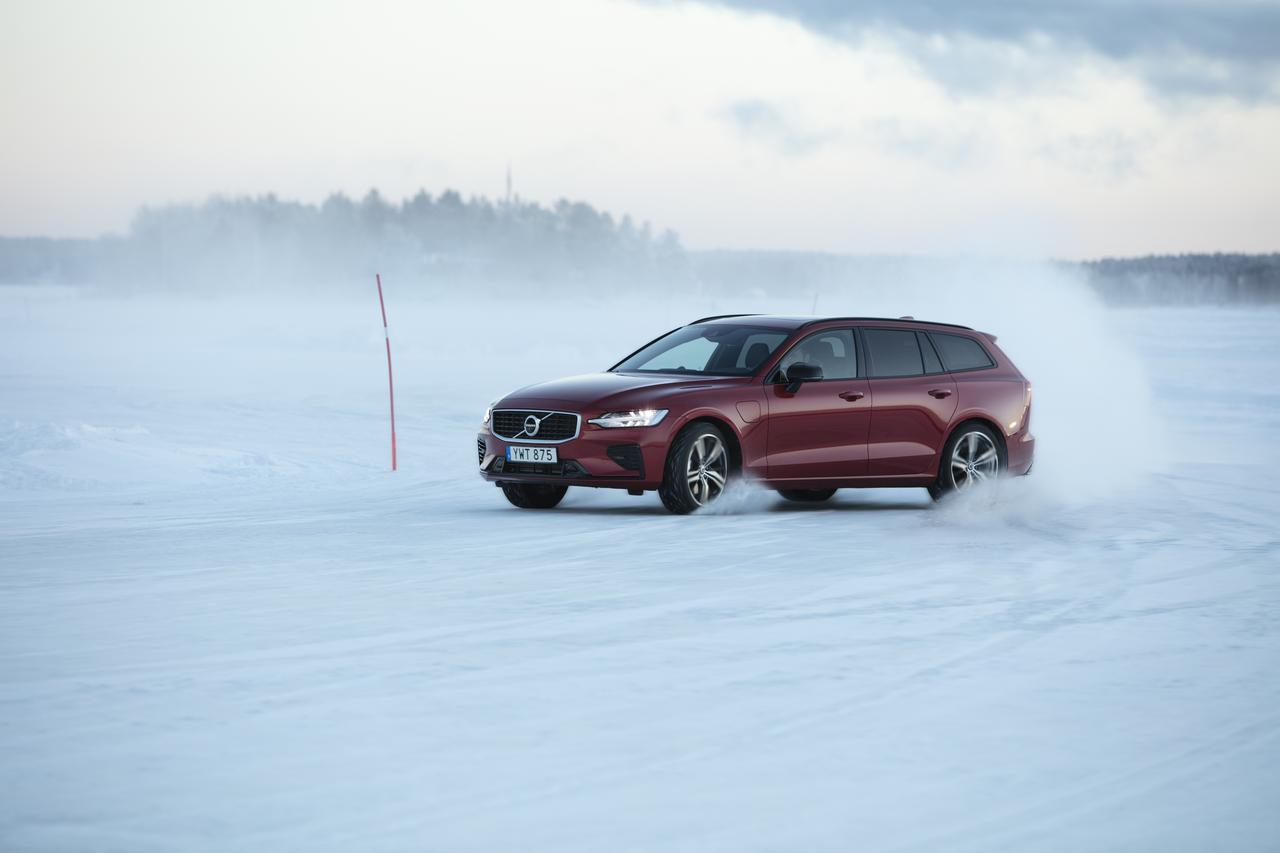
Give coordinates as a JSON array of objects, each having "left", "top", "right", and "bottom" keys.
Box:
[
  {"left": 491, "top": 410, "right": 579, "bottom": 442},
  {"left": 476, "top": 437, "right": 487, "bottom": 465}
]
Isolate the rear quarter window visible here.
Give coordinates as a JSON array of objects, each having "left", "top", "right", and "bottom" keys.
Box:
[
  {"left": 918, "top": 332, "right": 944, "bottom": 374},
  {"left": 929, "top": 332, "right": 994, "bottom": 372}
]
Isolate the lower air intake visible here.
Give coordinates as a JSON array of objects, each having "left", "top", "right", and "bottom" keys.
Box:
[{"left": 606, "top": 444, "right": 644, "bottom": 472}]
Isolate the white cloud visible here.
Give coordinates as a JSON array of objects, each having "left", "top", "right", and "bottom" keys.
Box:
[{"left": 0, "top": 0, "right": 1276, "bottom": 256}]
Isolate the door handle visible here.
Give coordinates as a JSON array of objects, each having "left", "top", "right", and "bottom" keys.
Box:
[
  {"left": 928, "top": 389, "right": 953, "bottom": 399},
  {"left": 839, "top": 391, "right": 865, "bottom": 401}
]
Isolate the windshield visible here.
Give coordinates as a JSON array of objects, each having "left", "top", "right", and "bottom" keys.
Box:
[{"left": 612, "top": 324, "right": 790, "bottom": 376}]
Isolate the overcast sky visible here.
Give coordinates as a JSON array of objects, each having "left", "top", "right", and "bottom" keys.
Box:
[{"left": 2, "top": 0, "right": 1278, "bottom": 257}]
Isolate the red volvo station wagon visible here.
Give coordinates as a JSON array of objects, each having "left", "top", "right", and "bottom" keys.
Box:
[{"left": 477, "top": 315, "right": 1034, "bottom": 513}]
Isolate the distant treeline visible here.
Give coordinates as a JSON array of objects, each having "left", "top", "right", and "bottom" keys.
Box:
[
  {"left": 0, "top": 190, "right": 687, "bottom": 291},
  {"left": 689, "top": 250, "right": 1280, "bottom": 307},
  {"left": 1, "top": 192, "right": 1277, "bottom": 305},
  {"left": 1074, "top": 254, "right": 1280, "bottom": 305}
]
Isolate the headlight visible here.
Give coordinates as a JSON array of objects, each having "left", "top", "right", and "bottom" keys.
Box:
[
  {"left": 588, "top": 409, "right": 669, "bottom": 428},
  {"left": 483, "top": 401, "right": 497, "bottom": 425}
]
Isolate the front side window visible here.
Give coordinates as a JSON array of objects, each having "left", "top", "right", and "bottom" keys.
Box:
[
  {"left": 863, "top": 328, "right": 924, "bottom": 377},
  {"left": 735, "top": 331, "right": 791, "bottom": 371},
  {"left": 775, "top": 329, "right": 858, "bottom": 380},
  {"left": 930, "top": 332, "right": 994, "bottom": 371},
  {"left": 612, "top": 324, "right": 788, "bottom": 376}
]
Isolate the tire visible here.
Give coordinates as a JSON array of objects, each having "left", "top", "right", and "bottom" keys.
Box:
[
  {"left": 501, "top": 483, "right": 568, "bottom": 509},
  {"left": 930, "top": 423, "right": 1005, "bottom": 501},
  {"left": 659, "top": 423, "right": 731, "bottom": 514},
  {"left": 777, "top": 488, "right": 837, "bottom": 503}
]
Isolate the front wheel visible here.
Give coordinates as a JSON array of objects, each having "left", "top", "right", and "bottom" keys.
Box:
[
  {"left": 502, "top": 483, "right": 568, "bottom": 509},
  {"left": 930, "top": 424, "right": 1004, "bottom": 500},
  {"left": 777, "top": 488, "right": 837, "bottom": 503},
  {"left": 659, "top": 424, "right": 731, "bottom": 514}
]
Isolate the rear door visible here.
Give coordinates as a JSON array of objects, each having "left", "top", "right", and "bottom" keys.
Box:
[
  {"left": 862, "top": 328, "right": 957, "bottom": 476},
  {"left": 765, "top": 328, "right": 871, "bottom": 480}
]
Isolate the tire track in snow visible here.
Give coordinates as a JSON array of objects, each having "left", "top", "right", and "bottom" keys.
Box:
[
  {"left": 886, "top": 712, "right": 1280, "bottom": 853},
  {"left": 358, "top": 550, "right": 1139, "bottom": 832}
]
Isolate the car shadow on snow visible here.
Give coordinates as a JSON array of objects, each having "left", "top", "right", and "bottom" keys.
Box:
[
  {"left": 473, "top": 488, "right": 933, "bottom": 516},
  {"left": 766, "top": 497, "right": 930, "bottom": 512}
]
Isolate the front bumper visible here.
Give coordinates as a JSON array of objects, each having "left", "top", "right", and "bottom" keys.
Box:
[{"left": 477, "top": 424, "right": 670, "bottom": 489}]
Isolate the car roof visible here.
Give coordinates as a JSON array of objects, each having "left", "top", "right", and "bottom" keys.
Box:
[{"left": 689, "top": 314, "right": 976, "bottom": 332}]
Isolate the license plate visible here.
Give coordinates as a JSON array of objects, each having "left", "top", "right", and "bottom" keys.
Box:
[{"left": 506, "top": 446, "right": 558, "bottom": 464}]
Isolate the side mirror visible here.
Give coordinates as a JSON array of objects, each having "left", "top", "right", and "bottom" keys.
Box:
[{"left": 782, "top": 362, "right": 822, "bottom": 393}]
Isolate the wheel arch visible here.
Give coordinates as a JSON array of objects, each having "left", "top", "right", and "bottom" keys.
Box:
[
  {"left": 671, "top": 413, "right": 744, "bottom": 472},
  {"left": 940, "top": 416, "right": 1008, "bottom": 469}
]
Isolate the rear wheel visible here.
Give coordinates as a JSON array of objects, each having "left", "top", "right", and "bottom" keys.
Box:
[
  {"left": 930, "top": 424, "right": 1004, "bottom": 501},
  {"left": 777, "top": 488, "right": 837, "bottom": 503},
  {"left": 502, "top": 483, "right": 568, "bottom": 509},
  {"left": 660, "top": 424, "right": 731, "bottom": 514}
]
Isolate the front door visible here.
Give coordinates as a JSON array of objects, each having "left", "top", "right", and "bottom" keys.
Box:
[{"left": 765, "top": 328, "right": 871, "bottom": 480}]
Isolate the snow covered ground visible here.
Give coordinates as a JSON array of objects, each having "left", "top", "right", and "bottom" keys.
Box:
[{"left": 1, "top": 284, "right": 1278, "bottom": 851}]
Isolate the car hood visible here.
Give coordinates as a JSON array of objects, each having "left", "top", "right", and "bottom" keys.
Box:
[{"left": 499, "top": 372, "right": 749, "bottom": 411}]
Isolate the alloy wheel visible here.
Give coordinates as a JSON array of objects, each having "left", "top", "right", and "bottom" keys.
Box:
[
  {"left": 949, "top": 430, "right": 1000, "bottom": 490},
  {"left": 686, "top": 433, "right": 728, "bottom": 506}
]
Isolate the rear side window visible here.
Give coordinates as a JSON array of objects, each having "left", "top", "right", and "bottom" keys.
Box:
[
  {"left": 863, "top": 328, "right": 923, "bottom": 377},
  {"left": 930, "top": 333, "right": 994, "bottom": 371}
]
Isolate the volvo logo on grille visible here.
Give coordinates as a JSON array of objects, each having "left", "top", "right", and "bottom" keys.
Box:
[{"left": 523, "top": 414, "right": 542, "bottom": 437}]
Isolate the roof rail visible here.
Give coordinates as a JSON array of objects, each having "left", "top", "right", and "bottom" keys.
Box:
[
  {"left": 688, "top": 313, "right": 760, "bottom": 324},
  {"left": 798, "top": 316, "right": 974, "bottom": 331}
]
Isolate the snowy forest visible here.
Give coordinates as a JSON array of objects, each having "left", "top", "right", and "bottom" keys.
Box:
[
  {"left": 1075, "top": 253, "right": 1280, "bottom": 305},
  {"left": 1, "top": 191, "right": 1277, "bottom": 305},
  {"left": 0, "top": 191, "right": 687, "bottom": 291}
]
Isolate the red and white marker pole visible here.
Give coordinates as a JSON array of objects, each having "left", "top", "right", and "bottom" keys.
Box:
[{"left": 375, "top": 273, "right": 397, "bottom": 471}]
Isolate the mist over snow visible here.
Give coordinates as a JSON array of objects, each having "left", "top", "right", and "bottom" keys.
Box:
[
  {"left": 1, "top": 217, "right": 1168, "bottom": 508},
  {"left": 3, "top": 192, "right": 1278, "bottom": 305},
  {"left": 694, "top": 254, "right": 1170, "bottom": 500},
  {"left": 0, "top": 191, "right": 689, "bottom": 293}
]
